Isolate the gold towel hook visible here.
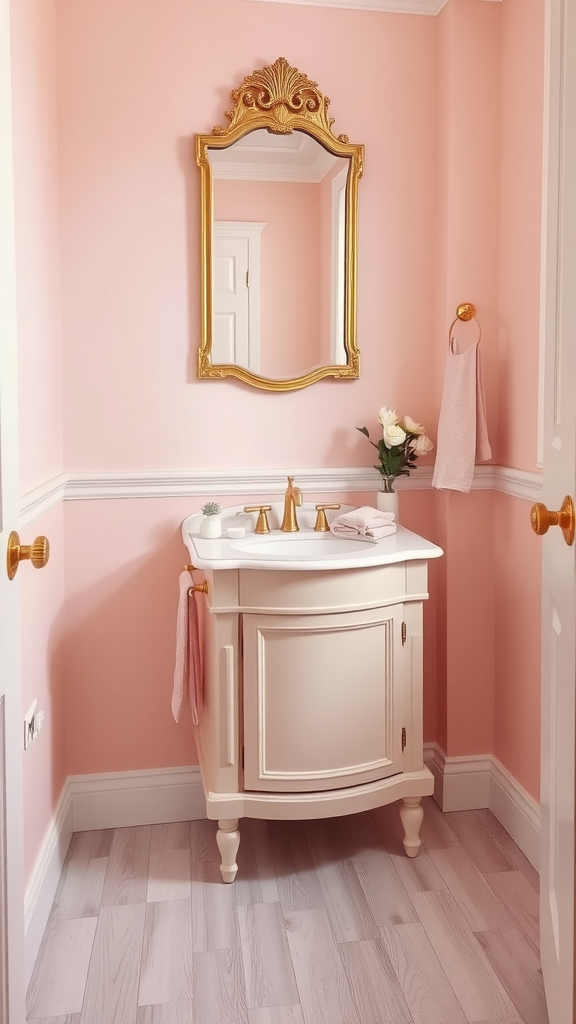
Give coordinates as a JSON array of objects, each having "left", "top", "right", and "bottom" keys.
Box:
[
  {"left": 448, "top": 302, "right": 481, "bottom": 351},
  {"left": 456, "top": 302, "right": 476, "bottom": 321},
  {"left": 184, "top": 563, "right": 209, "bottom": 596}
]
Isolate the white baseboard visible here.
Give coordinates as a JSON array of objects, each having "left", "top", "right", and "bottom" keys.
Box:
[
  {"left": 425, "top": 744, "right": 492, "bottom": 811},
  {"left": 24, "top": 783, "right": 73, "bottom": 983},
  {"left": 423, "top": 743, "right": 540, "bottom": 870},
  {"left": 68, "top": 765, "right": 205, "bottom": 831},
  {"left": 489, "top": 756, "right": 540, "bottom": 870}
]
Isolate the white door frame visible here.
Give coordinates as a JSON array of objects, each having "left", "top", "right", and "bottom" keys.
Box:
[
  {"left": 538, "top": 0, "right": 576, "bottom": 1020},
  {"left": 0, "top": 2, "right": 26, "bottom": 1021}
]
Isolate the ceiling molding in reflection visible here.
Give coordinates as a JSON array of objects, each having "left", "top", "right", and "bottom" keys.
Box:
[
  {"left": 239, "top": 0, "right": 501, "bottom": 14},
  {"left": 210, "top": 128, "right": 341, "bottom": 182}
]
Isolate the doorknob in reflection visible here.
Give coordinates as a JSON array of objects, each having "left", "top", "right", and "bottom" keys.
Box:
[
  {"left": 6, "top": 531, "right": 50, "bottom": 580},
  {"left": 530, "top": 496, "right": 575, "bottom": 546}
]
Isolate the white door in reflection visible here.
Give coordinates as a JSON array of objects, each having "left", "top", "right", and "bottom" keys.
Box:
[{"left": 213, "top": 221, "right": 263, "bottom": 371}]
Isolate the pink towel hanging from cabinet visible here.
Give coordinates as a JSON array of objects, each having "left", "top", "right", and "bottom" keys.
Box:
[{"left": 172, "top": 570, "right": 203, "bottom": 725}]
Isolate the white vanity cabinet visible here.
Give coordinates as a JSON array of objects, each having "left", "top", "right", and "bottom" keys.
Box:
[{"left": 189, "top": 548, "right": 438, "bottom": 882}]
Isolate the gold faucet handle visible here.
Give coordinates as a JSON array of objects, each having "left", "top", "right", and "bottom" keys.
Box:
[
  {"left": 314, "top": 504, "right": 341, "bottom": 532},
  {"left": 243, "top": 505, "right": 272, "bottom": 534}
]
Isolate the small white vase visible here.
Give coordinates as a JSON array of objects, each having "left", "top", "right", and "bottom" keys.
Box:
[
  {"left": 200, "top": 514, "right": 222, "bottom": 539},
  {"left": 376, "top": 490, "right": 399, "bottom": 523}
]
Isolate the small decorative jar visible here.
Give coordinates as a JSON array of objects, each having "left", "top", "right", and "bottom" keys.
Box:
[{"left": 199, "top": 502, "right": 222, "bottom": 539}]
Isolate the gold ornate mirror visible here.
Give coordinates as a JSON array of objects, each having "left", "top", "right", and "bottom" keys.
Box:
[{"left": 195, "top": 58, "right": 364, "bottom": 391}]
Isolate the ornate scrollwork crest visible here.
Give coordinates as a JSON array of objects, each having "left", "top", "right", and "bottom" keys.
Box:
[{"left": 212, "top": 57, "right": 348, "bottom": 140}]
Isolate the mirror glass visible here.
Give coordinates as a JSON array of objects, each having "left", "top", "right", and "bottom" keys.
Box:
[{"left": 209, "top": 130, "right": 350, "bottom": 380}]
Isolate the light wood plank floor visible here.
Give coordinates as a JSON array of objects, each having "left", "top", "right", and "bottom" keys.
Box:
[{"left": 26, "top": 799, "right": 548, "bottom": 1024}]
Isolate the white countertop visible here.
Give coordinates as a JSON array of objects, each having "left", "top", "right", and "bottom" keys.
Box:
[{"left": 182, "top": 504, "right": 443, "bottom": 572}]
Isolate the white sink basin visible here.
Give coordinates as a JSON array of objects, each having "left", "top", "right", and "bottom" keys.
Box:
[
  {"left": 182, "top": 503, "right": 443, "bottom": 572},
  {"left": 230, "top": 535, "right": 375, "bottom": 557}
]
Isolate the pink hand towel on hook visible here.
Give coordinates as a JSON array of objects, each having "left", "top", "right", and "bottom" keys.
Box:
[
  {"left": 330, "top": 506, "right": 397, "bottom": 542},
  {"left": 432, "top": 328, "right": 492, "bottom": 492},
  {"left": 172, "top": 570, "right": 203, "bottom": 725}
]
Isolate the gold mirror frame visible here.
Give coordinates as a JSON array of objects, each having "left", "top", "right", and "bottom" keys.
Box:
[{"left": 195, "top": 57, "right": 364, "bottom": 392}]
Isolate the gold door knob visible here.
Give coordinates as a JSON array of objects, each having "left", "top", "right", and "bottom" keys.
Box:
[
  {"left": 530, "top": 496, "right": 575, "bottom": 546},
  {"left": 7, "top": 531, "right": 50, "bottom": 580}
]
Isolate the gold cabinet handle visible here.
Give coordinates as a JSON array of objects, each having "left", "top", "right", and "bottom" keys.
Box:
[
  {"left": 530, "top": 496, "right": 575, "bottom": 546},
  {"left": 314, "top": 504, "right": 341, "bottom": 532},
  {"left": 243, "top": 505, "right": 272, "bottom": 534},
  {"left": 7, "top": 531, "right": 50, "bottom": 580}
]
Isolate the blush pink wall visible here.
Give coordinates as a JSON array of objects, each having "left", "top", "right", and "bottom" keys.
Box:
[
  {"left": 434, "top": 0, "right": 502, "bottom": 760},
  {"left": 54, "top": 0, "right": 441, "bottom": 802},
  {"left": 53, "top": 0, "right": 544, "bottom": 784},
  {"left": 494, "top": 492, "right": 542, "bottom": 800},
  {"left": 494, "top": 0, "right": 545, "bottom": 799},
  {"left": 432, "top": 0, "right": 544, "bottom": 799},
  {"left": 11, "top": 0, "right": 63, "bottom": 493},
  {"left": 16, "top": 0, "right": 548, "bottom": 884},
  {"left": 214, "top": 179, "right": 322, "bottom": 376},
  {"left": 63, "top": 498, "right": 197, "bottom": 775},
  {"left": 498, "top": 0, "right": 544, "bottom": 472},
  {"left": 9, "top": 0, "right": 67, "bottom": 882},
  {"left": 56, "top": 0, "right": 439, "bottom": 473}
]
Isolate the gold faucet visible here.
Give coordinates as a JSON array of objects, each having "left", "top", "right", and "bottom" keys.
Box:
[{"left": 280, "top": 476, "right": 302, "bottom": 532}]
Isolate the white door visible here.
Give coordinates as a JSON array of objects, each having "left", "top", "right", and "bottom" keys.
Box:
[
  {"left": 0, "top": 4, "right": 26, "bottom": 1021},
  {"left": 213, "top": 222, "right": 263, "bottom": 371},
  {"left": 538, "top": 2, "right": 576, "bottom": 1021}
]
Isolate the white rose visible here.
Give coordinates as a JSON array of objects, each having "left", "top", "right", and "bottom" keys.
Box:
[
  {"left": 411, "top": 434, "right": 434, "bottom": 456},
  {"left": 402, "top": 415, "right": 425, "bottom": 436},
  {"left": 383, "top": 423, "right": 407, "bottom": 448},
  {"left": 378, "top": 407, "right": 399, "bottom": 431}
]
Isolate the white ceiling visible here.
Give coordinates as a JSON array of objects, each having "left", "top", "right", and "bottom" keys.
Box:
[{"left": 210, "top": 129, "right": 343, "bottom": 182}]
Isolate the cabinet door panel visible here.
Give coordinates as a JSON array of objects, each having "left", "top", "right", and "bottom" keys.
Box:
[{"left": 243, "top": 607, "right": 404, "bottom": 793}]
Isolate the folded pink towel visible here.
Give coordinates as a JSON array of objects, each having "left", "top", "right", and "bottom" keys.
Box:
[
  {"left": 432, "top": 334, "right": 492, "bottom": 492},
  {"left": 330, "top": 506, "right": 397, "bottom": 543},
  {"left": 172, "top": 570, "right": 203, "bottom": 725}
]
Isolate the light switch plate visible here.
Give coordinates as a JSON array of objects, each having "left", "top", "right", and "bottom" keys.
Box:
[{"left": 24, "top": 700, "right": 37, "bottom": 751}]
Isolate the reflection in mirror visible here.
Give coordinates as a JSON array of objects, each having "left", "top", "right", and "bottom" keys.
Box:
[
  {"left": 195, "top": 58, "right": 364, "bottom": 391},
  {"left": 210, "top": 130, "right": 350, "bottom": 379}
]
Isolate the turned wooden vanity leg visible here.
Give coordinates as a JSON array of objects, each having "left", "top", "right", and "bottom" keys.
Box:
[
  {"left": 399, "top": 797, "right": 424, "bottom": 858},
  {"left": 216, "top": 818, "right": 240, "bottom": 882}
]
